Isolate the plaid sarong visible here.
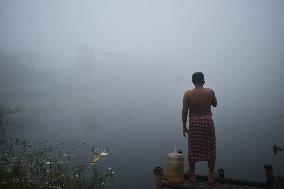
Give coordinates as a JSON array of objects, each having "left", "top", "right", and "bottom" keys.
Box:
[{"left": 188, "top": 114, "right": 216, "bottom": 162}]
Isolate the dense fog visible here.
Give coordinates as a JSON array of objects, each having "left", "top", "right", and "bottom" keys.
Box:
[{"left": 1, "top": 1, "right": 283, "bottom": 188}]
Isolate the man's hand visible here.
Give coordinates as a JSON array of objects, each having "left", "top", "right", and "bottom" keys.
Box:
[{"left": 183, "top": 127, "right": 189, "bottom": 138}]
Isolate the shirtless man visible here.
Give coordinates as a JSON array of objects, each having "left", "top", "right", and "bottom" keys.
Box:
[{"left": 182, "top": 72, "right": 217, "bottom": 183}]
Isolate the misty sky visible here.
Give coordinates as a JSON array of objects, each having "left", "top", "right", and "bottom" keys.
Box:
[
  {"left": 1, "top": 0, "right": 283, "bottom": 119},
  {"left": 1, "top": 1, "right": 283, "bottom": 60},
  {"left": 0, "top": 1, "right": 284, "bottom": 186}
]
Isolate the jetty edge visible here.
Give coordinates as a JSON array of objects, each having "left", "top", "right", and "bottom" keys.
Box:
[{"left": 153, "top": 164, "right": 284, "bottom": 189}]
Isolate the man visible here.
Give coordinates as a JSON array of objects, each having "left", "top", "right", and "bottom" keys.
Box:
[{"left": 182, "top": 72, "right": 217, "bottom": 183}]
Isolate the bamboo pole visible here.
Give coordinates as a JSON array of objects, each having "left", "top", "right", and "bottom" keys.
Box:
[
  {"left": 264, "top": 164, "right": 274, "bottom": 189},
  {"left": 154, "top": 167, "right": 164, "bottom": 189}
]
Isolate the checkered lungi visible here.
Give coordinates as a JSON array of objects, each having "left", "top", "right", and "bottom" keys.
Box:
[{"left": 188, "top": 114, "right": 216, "bottom": 162}]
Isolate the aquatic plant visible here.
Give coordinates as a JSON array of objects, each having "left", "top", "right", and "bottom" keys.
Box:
[{"left": 0, "top": 137, "right": 114, "bottom": 189}]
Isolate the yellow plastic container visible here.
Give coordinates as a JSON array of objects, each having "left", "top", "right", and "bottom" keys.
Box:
[{"left": 166, "top": 147, "right": 184, "bottom": 184}]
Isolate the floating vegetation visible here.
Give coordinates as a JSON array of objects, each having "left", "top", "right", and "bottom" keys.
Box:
[
  {"left": 91, "top": 148, "right": 110, "bottom": 165},
  {"left": 45, "top": 161, "right": 52, "bottom": 165},
  {"left": 91, "top": 155, "right": 102, "bottom": 165},
  {"left": 100, "top": 149, "right": 109, "bottom": 156},
  {"left": 0, "top": 137, "right": 114, "bottom": 189}
]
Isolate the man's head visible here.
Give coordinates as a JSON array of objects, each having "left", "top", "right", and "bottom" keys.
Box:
[{"left": 192, "top": 72, "right": 205, "bottom": 86}]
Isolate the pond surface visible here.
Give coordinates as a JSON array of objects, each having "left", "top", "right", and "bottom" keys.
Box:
[{"left": 3, "top": 89, "right": 284, "bottom": 189}]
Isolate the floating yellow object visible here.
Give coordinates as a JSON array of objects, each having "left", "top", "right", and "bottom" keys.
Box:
[{"left": 91, "top": 155, "right": 102, "bottom": 164}]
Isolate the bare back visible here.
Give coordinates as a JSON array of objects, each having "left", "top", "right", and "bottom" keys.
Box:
[{"left": 183, "top": 87, "right": 217, "bottom": 116}]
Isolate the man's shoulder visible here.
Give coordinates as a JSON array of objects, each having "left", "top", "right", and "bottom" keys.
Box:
[
  {"left": 184, "top": 89, "right": 193, "bottom": 96},
  {"left": 184, "top": 88, "right": 215, "bottom": 96},
  {"left": 204, "top": 88, "right": 215, "bottom": 93},
  {"left": 203, "top": 88, "right": 216, "bottom": 97}
]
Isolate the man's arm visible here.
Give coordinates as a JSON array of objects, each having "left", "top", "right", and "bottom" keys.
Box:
[
  {"left": 182, "top": 93, "right": 189, "bottom": 137},
  {"left": 211, "top": 90, "right": 217, "bottom": 107}
]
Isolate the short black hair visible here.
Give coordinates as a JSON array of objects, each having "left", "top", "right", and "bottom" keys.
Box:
[{"left": 192, "top": 72, "right": 204, "bottom": 85}]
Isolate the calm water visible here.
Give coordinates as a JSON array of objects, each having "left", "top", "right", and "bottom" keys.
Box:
[{"left": 5, "top": 88, "right": 284, "bottom": 189}]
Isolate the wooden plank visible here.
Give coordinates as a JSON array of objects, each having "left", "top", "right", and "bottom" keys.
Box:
[
  {"left": 163, "top": 180, "right": 266, "bottom": 189},
  {"left": 183, "top": 174, "right": 267, "bottom": 188},
  {"left": 161, "top": 174, "right": 266, "bottom": 189}
]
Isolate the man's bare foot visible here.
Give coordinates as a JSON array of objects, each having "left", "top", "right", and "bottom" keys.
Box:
[
  {"left": 208, "top": 174, "right": 215, "bottom": 184},
  {"left": 189, "top": 173, "right": 197, "bottom": 183}
]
